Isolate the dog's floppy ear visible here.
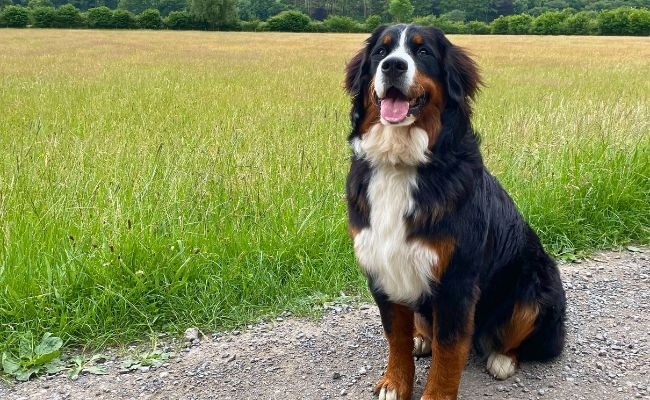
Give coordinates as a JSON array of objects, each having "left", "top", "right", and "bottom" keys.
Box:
[
  {"left": 443, "top": 42, "right": 482, "bottom": 114},
  {"left": 344, "top": 25, "right": 387, "bottom": 97},
  {"left": 345, "top": 49, "right": 367, "bottom": 97}
]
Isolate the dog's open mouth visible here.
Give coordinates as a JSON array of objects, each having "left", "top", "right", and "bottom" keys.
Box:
[{"left": 378, "top": 87, "right": 427, "bottom": 124}]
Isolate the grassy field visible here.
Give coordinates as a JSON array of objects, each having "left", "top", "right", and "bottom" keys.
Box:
[{"left": 0, "top": 30, "right": 648, "bottom": 349}]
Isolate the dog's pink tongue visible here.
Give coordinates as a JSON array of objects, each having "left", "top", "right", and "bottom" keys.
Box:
[{"left": 380, "top": 97, "right": 409, "bottom": 123}]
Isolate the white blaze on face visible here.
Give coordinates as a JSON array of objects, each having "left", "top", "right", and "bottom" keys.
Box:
[{"left": 374, "top": 26, "right": 417, "bottom": 100}]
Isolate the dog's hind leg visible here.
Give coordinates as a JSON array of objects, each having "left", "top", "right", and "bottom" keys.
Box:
[{"left": 486, "top": 302, "right": 539, "bottom": 380}]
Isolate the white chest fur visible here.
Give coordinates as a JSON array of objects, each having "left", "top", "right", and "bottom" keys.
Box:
[{"left": 352, "top": 164, "right": 438, "bottom": 304}]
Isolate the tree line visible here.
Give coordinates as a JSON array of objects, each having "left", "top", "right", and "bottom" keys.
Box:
[{"left": 1, "top": 0, "right": 649, "bottom": 34}]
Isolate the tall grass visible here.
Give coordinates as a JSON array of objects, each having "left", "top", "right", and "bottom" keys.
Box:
[{"left": 0, "top": 31, "right": 648, "bottom": 348}]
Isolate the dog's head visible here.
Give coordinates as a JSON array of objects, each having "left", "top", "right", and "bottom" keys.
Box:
[{"left": 346, "top": 24, "right": 481, "bottom": 138}]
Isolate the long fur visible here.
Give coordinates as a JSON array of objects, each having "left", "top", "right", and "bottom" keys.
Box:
[{"left": 344, "top": 24, "right": 566, "bottom": 399}]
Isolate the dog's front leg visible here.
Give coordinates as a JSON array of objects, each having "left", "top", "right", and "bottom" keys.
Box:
[
  {"left": 421, "top": 288, "right": 478, "bottom": 400},
  {"left": 373, "top": 291, "right": 415, "bottom": 400}
]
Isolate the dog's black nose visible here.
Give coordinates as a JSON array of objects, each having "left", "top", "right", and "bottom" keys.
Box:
[{"left": 381, "top": 57, "right": 408, "bottom": 80}]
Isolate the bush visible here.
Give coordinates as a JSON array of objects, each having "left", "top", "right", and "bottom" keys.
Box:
[
  {"left": 490, "top": 15, "right": 510, "bottom": 34},
  {"left": 466, "top": 20, "right": 490, "bottom": 34},
  {"left": 54, "top": 4, "right": 83, "bottom": 28},
  {"left": 628, "top": 8, "right": 650, "bottom": 36},
  {"left": 86, "top": 6, "right": 113, "bottom": 28},
  {"left": 308, "top": 20, "right": 326, "bottom": 32},
  {"left": 365, "top": 15, "right": 381, "bottom": 31},
  {"left": 508, "top": 13, "right": 533, "bottom": 34},
  {"left": 530, "top": 10, "right": 568, "bottom": 34},
  {"left": 31, "top": 5, "right": 55, "bottom": 27},
  {"left": 266, "top": 10, "right": 310, "bottom": 32},
  {"left": 0, "top": 5, "right": 30, "bottom": 27},
  {"left": 137, "top": 8, "right": 162, "bottom": 29},
  {"left": 322, "top": 15, "right": 361, "bottom": 32},
  {"left": 563, "top": 10, "right": 598, "bottom": 35},
  {"left": 239, "top": 18, "right": 261, "bottom": 31},
  {"left": 164, "top": 10, "right": 195, "bottom": 30},
  {"left": 112, "top": 8, "right": 135, "bottom": 29}
]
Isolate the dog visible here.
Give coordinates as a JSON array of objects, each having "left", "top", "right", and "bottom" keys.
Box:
[{"left": 344, "top": 24, "right": 566, "bottom": 400}]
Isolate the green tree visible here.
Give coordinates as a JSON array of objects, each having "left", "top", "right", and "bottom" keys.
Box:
[
  {"left": 563, "top": 10, "right": 597, "bottom": 34},
  {"left": 54, "top": 3, "right": 84, "bottom": 27},
  {"left": 490, "top": 14, "right": 510, "bottom": 32},
  {"left": 598, "top": 7, "right": 632, "bottom": 34},
  {"left": 31, "top": 5, "right": 55, "bottom": 26},
  {"left": 440, "top": 0, "right": 494, "bottom": 21},
  {"left": 323, "top": 15, "right": 361, "bottom": 32},
  {"left": 86, "top": 5, "right": 113, "bottom": 27},
  {"left": 0, "top": 4, "right": 29, "bottom": 26},
  {"left": 165, "top": 9, "right": 195, "bottom": 28},
  {"left": 388, "top": 0, "right": 414, "bottom": 22},
  {"left": 1, "top": 0, "right": 14, "bottom": 10},
  {"left": 117, "top": 0, "right": 153, "bottom": 15},
  {"left": 628, "top": 7, "right": 650, "bottom": 35},
  {"left": 112, "top": 8, "right": 136, "bottom": 27},
  {"left": 508, "top": 12, "right": 533, "bottom": 32},
  {"left": 137, "top": 7, "right": 162, "bottom": 28},
  {"left": 189, "top": 0, "right": 238, "bottom": 29},
  {"left": 530, "top": 10, "right": 569, "bottom": 33},
  {"left": 27, "top": 0, "right": 52, "bottom": 7},
  {"left": 266, "top": 9, "right": 310, "bottom": 31},
  {"left": 365, "top": 14, "right": 381, "bottom": 30}
]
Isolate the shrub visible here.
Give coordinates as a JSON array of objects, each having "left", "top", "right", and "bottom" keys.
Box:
[
  {"left": 137, "top": 8, "right": 162, "bottom": 29},
  {"left": 466, "top": 20, "right": 490, "bottom": 34},
  {"left": 308, "top": 20, "right": 326, "bottom": 32},
  {"left": 112, "top": 8, "right": 136, "bottom": 29},
  {"left": 86, "top": 6, "right": 113, "bottom": 28},
  {"left": 164, "top": 10, "right": 195, "bottom": 30},
  {"left": 365, "top": 15, "right": 381, "bottom": 31},
  {"left": 266, "top": 10, "right": 310, "bottom": 32},
  {"left": 530, "top": 10, "right": 568, "bottom": 34},
  {"left": 508, "top": 13, "right": 533, "bottom": 34},
  {"left": 322, "top": 15, "right": 361, "bottom": 32},
  {"left": 490, "top": 15, "right": 510, "bottom": 34},
  {"left": 563, "top": 10, "right": 598, "bottom": 35},
  {"left": 54, "top": 4, "right": 83, "bottom": 28},
  {"left": 239, "top": 18, "right": 261, "bottom": 31},
  {"left": 0, "top": 5, "right": 30, "bottom": 27},
  {"left": 627, "top": 8, "right": 650, "bottom": 36},
  {"left": 31, "top": 5, "right": 55, "bottom": 27}
]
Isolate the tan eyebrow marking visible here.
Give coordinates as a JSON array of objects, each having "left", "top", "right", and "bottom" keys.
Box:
[
  {"left": 383, "top": 34, "right": 392, "bottom": 45},
  {"left": 412, "top": 34, "right": 423, "bottom": 45}
]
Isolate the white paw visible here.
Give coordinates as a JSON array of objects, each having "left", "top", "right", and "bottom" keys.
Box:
[
  {"left": 486, "top": 352, "right": 516, "bottom": 380},
  {"left": 413, "top": 336, "right": 431, "bottom": 356},
  {"left": 378, "top": 386, "right": 398, "bottom": 400}
]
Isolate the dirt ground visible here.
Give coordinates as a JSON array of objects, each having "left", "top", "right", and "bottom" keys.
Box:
[{"left": 2, "top": 248, "right": 649, "bottom": 400}]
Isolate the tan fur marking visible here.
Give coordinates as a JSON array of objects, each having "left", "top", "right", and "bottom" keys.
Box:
[
  {"left": 375, "top": 304, "right": 415, "bottom": 399},
  {"left": 499, "top": 303, "right": 540, "bottom": 354},
  {"left": 421, "top": 302, "right": 475, "bottom": 400},
  {"left": 419, "top": 237, "right": 456, "bottom": 282},
  {"left": 359, "top": 81, "right": 380, "bottom": 134},
  {"left": 411, "top": 72, "right": 445, "bottom": 148},
  {"left": 383, "top": 34, "right": 392, "bottom": 46},
  {"left": 348, "top": 225, "right": 360, "bottom": 239},
  {"left": 412, "top": 34, "right": 423, "bottom": 45}
]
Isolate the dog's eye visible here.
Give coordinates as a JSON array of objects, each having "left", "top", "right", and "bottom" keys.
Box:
[
  {"left": 417, "top": 48, "right": 429, "bottom": 57},
  {"left": 375, "top": 48, "right": 387, "bottom": 58}
]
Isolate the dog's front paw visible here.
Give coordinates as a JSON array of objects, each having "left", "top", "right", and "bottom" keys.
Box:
[
  {"left": 486, "top": 352, "right": 517, "bottom": 380},
  {"left": 375, "top": 375, "right": 412, "bottom": 400}
]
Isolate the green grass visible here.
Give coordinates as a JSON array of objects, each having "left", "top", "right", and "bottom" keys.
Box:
[{"left": 0, "top": 31, "right": 648, "bottom": 350}]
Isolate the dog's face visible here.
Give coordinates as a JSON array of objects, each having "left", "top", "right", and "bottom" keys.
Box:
[{"left": 346, "top": 24, "right": 481, "bottom": 135}]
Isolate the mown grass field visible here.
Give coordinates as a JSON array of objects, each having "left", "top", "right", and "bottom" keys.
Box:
[{"left": 0, "top": 30, "right": 648, "bottom": 349}]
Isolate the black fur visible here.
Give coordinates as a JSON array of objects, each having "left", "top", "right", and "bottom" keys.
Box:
[{"left": 345, "top": 24, "right": 566, "bottom": 364}]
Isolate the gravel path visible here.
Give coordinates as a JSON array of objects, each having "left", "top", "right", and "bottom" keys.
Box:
[{"left": 2, "top": 248, "right": 649, "bottom": 400}]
